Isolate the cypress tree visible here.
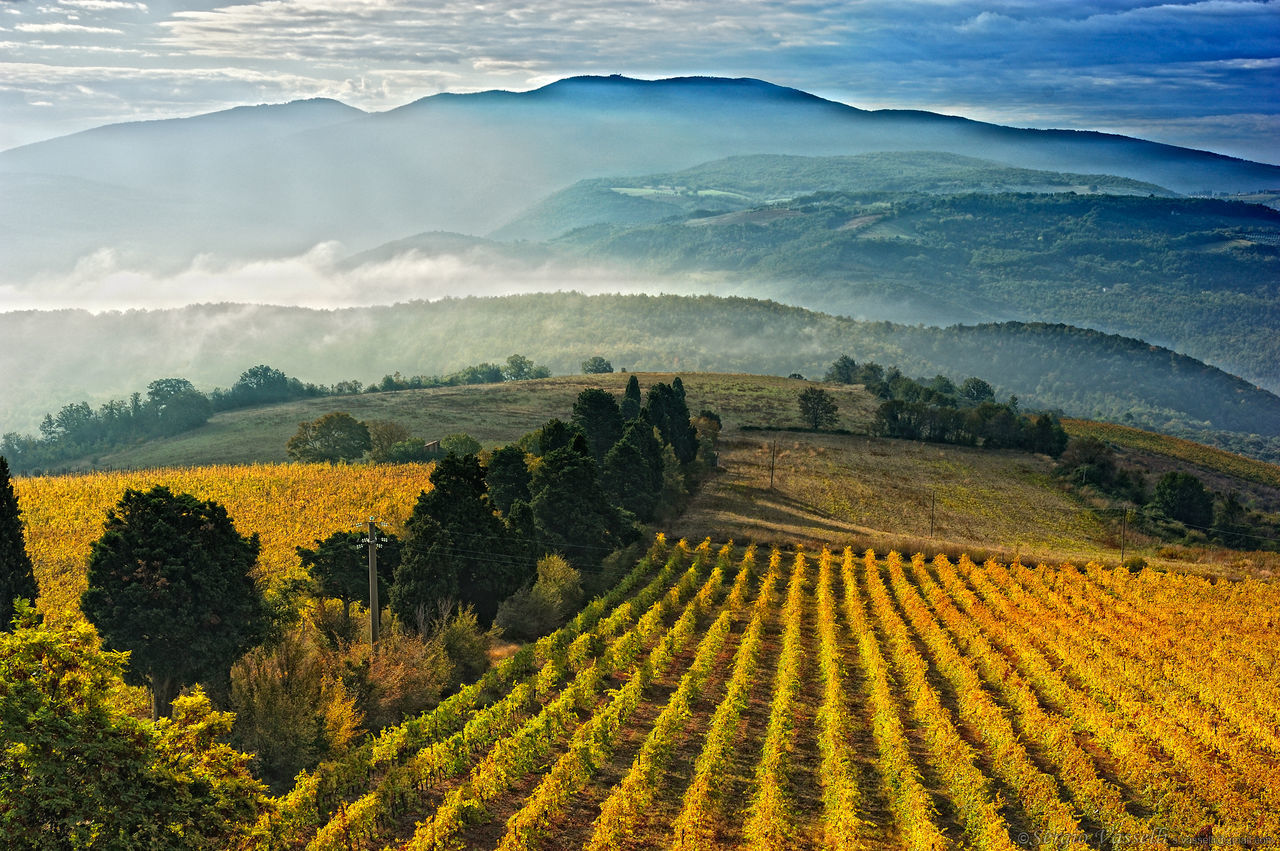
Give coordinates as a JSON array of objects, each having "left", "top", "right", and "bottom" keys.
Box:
[
  {"left": 571, "top": 388, "right": 624, "bottom": 465},
  {"left": 621, "top": 375, "right": 642, "bottom": 420},
  {"left": 0, "top": 456, "right": 38, "bottom": 630}
]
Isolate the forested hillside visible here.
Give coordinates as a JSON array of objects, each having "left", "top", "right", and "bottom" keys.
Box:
[
  {"left": 4, "top": 295, "right": 1279, "bottom": 462},
  {"left": 549, "top": 191, "right": 1280, "bottom": 390}
]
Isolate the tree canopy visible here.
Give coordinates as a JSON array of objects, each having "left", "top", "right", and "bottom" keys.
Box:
[
  {"left": 572, "top": 388, "right": 624, "bottom": 465},
  {"left": 0, "top": 602, "right": 268, "bottom": 847},
  {"left": 286, "top": 412, "right": 372, "bottom": 463},
  {"left": 81, "top": 486, "right": 271, "bottom": 718},
  {"left": 297, "top": 529, "right": 400, "bottom": 622},
  {"left": 1152, "top": 471, "right": 1214, "bottom": 529},
  {"left": 798, "top": 386, "right": 839, "bottom": 430}
]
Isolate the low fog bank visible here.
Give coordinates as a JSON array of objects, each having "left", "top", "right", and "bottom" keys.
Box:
[{"left": 0, "top": 242, "right": 677, "bottom": 313}]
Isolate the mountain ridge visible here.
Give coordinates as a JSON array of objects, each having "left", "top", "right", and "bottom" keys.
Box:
[{"left": 3, "top": 73, "right": 1277, "bottom": 283}]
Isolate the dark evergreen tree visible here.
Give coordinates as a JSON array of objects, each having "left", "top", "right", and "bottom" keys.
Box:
[
  {"left": 533, "top": 418, "right": 585, "bottom": 457},
  {"left": 485, "top": 445, "right": 531, "bottom": 515},
  {"left": 297, "top": 529, "right": 400, "bottom": 624},
  {"left": 601, "top": 432, "right": 661, "bottom": 522},
  {"left": 1211, "top": 493, "right": 1253, "bottom": 549},
  {"left": 1028, "top": 413, "right": 1070, "bottom": 457},
  {"left": 529, "top": 444, "right": 623, "bottom": 568},
  {"left": 824, "top": 355, "right": 858, "bottom": 384},
  {"left": 571, "top": 388, "right": 624, "bottom": 465},
  {"left": 644, "top": 382, "right": 698, "bottom": 464},
  {"left": 393, "top": 454, "right": 525, "bottom": 627},
  {"left": 0, "top": 456, "right": 37, "bottom": 630},
  {"left": 620, "top": 375, "right": 642, "bottom": 421},
  {"left": 80, "top": 486, "right": 271, "bottom": 718}
]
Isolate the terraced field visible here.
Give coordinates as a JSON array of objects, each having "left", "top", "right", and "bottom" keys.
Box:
[{"left": 252, "top": 536, "right": 1279, "bottom": 850}]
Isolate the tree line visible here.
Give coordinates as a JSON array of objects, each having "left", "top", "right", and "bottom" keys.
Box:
[
  {"left": 821, "top": 355, "right": 1069, "bottom": 455},
  {"left": 2, "top": 355, "right": 554, "bottom": 473}
]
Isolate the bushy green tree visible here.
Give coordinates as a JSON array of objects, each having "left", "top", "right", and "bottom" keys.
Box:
[
  {"left": 531, "top": 418, "right": 584, "bottom": 456},
  {"left": 581, "top": 356, "right": 613, "bottom": 374},
  {"left": 601, "top": 421, "right": 664, "bottom": 522},
  {"left": 365, "top": 420, "right": 413, "bottom": 462},
  {"left": 494, "top": 555, "right": 584, "bottom": 640},
  {"left": 286, "top": 412, "right": 371, "bottom": 463},
  {"left": 824, "top": 354, "right": 858, "bottom": 384},
  {"left": 645, "top": 381, "right": 698, "bottom": 464},
  {"left": 0, "top": 603, "right": 268, "bottom": 848},
  {"left": 798, "top": 386, "right": 839, "bottom": 430},
  {"left": 81, "top": 486, "right": 272, "bottom": 718},
  {"left": 440, "top": 432, "right": 482, "bottom": 457},
  {"left": 146, "top": 378, "right": 213, "bottom": 436},
  {"left": 0, "top": 456, "right": 37, "bottom": 630},
  {"left": 960, "top": 376, "right": 996, "bottom": 403},
  {"left": 297, "top": 529, "right": 400, "bottom": 625}
]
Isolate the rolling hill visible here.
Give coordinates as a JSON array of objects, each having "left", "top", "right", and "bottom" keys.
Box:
[{"left": 531, "top": 185, "right": 1280, "bottom": 390}]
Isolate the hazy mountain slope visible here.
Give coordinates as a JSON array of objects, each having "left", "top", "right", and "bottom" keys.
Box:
[
  {"left": 493, "top": 152, "right": 1175, "bottom": 242},
  {"left": 2, "top": 75, "right": 1276, "bottom": 281},
  {"left": 546, "top": 191, "right": 1280, "bottom": 391},
  {"left": 3, "top": 295, "right": 1277, "bottom": 460}
]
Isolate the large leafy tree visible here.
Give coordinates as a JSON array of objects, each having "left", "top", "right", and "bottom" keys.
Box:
[
  {"left": 0, "top": 456, "right": 37, "bottom": 630},
  {"left": 146, "top": 378, "right": 213, "bottom": 436},
  {"left": 798, "top": 386, "right": 839, "bottom": 430},
  {"left": 571, "top": 388, "right": 624, "bottom": 465},
  {"left": 81, "top": 486, "right": 271, "bottom": 718},
  {"left": 0, "top": 603, "right": 268, "bottom": 849},
  {"left": 286, "top": 412, "right": 371, "bottom": 463}
]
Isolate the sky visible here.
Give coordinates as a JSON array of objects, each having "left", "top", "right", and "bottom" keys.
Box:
[{"left": 0, "top": 0, "right": 1277, "bottom": 163}]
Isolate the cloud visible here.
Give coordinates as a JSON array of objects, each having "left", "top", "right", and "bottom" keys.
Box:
[
  {"left": 0, "top": 0, "right": 1276, "bottom": 161},
  {"left": 15, "top": 20, "right": 122, "bottom": 31},
  {"left": 58, "top": 0, "right": 147, "bottom": 10},
  {"left": 2, "top": 242, "right": 682, "bottom": 312}
]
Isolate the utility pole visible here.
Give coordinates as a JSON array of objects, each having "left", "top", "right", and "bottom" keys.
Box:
[
  {"left": 360, "top": 517, "right": 389, "bottom": 647},
  {"left": 1119, "top": 508, "right": 1128, "bottom": 565},
  {"left": 769, "top": 439, "right": 778, "bottom": 490}
]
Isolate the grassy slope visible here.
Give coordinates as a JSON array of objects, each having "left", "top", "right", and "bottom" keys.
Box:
[{"left": 63, "top": 372, "right": 1280, "bottom": 577}]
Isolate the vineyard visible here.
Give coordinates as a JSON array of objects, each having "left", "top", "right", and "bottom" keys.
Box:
[
  {"left": 14, "top": 464, "right": 433, "bottom": 623},
  {"left": 249, "top": 535, "right": 1280, "bottom": 850}
]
